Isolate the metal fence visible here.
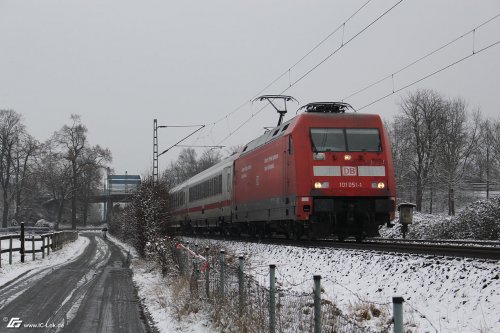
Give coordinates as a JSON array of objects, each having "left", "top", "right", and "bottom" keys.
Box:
[{"left": 174, "top": 241, "right": 385, "bottom": 333}]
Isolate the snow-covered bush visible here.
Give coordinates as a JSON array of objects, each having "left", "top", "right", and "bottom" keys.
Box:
[
  {"left": 450, "top": 196, "right": 500, "bottom": 239},
  {"left": 109, "top": 177, "right": 171, "bottom": 257},
  {"left": 381, "top": 196, "right": 500, "bottom": 240}
]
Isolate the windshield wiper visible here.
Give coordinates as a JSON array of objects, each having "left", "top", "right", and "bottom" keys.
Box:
[{"left": 311, "top": 141, "right": 318, "bottom": 153}]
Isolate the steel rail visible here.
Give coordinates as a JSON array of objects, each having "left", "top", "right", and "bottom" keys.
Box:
[
  {"left": 182, "top": 234, "right": 500, "bottom": 260},
  {"left": 368, "top": 238, "right": 500, "bottom": 247}
]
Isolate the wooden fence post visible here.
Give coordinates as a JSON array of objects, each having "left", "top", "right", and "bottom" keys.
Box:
[
  {"left": 32, "top": 235, "right": 35, "bottom": 261},
  {"left": 20, "top": 222, "right": 25, "bottom": 263},
  {"left": 9, "top": 236, "right": 13, "bottom": 264}
]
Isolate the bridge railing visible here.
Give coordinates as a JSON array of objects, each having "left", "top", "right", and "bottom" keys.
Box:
[{"left": 95, "top": 187, "right": 139, "bottom": 196}]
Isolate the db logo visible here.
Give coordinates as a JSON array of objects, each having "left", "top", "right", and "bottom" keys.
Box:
[
  {"left": 342, "top": 166, "right": 357, "bottom": 176},
  {"left": 6, "top": 317, "right": 22, "bottom": 328}
]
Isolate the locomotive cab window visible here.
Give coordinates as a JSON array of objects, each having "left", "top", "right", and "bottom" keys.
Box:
[
  {"left": 346, "top": 128, "right": 381, "bottom": 152},
  {"left": 310, "top": 128, "right": 381, "bottom": 152},
  {"left": 310, "top": 128, "right": 345, "bottom": 152}
]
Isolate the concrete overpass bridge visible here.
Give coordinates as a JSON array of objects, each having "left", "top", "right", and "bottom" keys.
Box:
[
  {"left": 92, "top": 174, "right": 141, "bottom": 222},
  {"left": 42, "top": 174, "right": 142, "bottom": 224}
]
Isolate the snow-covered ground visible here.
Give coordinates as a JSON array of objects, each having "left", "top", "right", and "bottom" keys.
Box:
[
  {"left": 106, "top": 229, "right": 500, "bottom": 333},
  {"left": 0, "top": 235, "right": 89, "bottom": 287},
  {"left": 184, "top": 237, "right": 499, "bottom": 333},
  {"left": 108, "top": 235, "right": 217, "bottom": 333},
  {"left": 104, "top": 195, "right": 500, "bottom": 332}
]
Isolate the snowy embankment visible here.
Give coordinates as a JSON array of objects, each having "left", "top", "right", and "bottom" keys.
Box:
[
  {"left": 108, "top": 235, "right": 217, "bottom": 333},
  {"left": 108, "top": 229, "right": 499, "bottom": 333},
  {"left": 188, "top": 238, "right": 499, "bottom": 333},
  {"left": 0, "top": 235, "right": 89, "bottom": 288}
]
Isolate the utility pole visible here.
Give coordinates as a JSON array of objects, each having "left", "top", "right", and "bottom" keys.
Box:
[
  {"left": 153, "top": 119, "right": 159, "bottom": 186},
  {"left": 152, "top": 119, "right": 223, "bottom": 186}
]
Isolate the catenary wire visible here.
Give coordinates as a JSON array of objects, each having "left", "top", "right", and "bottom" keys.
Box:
[
  {"left": 216, "top": 0, "right": 405, "bottom": 145},
  {"left": 220, "top": 6, "right": 499, "bottom": 145},
  {"left": 208, "top": 0, "right": 374, "bottom": 128},
  {"left": 356, "top": 39, "right": 500, "bottom": 111},
  {"left": 176, "top": 0, "right": 378, "bottom": 149},
  {"left": 286, "top": 0, "right": 404, "bottom": 91},
  {"left": 342, "top": 12, "right": 500, "bottom": 101}
]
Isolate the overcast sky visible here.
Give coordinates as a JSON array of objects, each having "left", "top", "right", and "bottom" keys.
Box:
[{"left": 1, "top": 0, "right": 499, "bottom": 176}]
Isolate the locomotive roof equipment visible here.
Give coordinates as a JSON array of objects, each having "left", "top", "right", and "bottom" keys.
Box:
[
  {"left": 298, "top": 102, "right": 355, "bottom": 114},
  {"left": 253, "top": 95, "right": 299, "bottom": 126}
]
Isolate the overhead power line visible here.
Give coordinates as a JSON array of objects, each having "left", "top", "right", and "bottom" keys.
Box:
[
  {"left": 342, "top": 12, "right": 500, "bottom": 103},
  {"left": 249, "top": 0, "right": 374, "bottom": 102},
  {"left": 209, "top": 0, "right": 374, "bottom": 128},
  {"left": 285, "top": 0, "right": 404, "bottom": 91},
  {"left": 188, "top": 0, "right": 378, "bottom": 148},
  {"left": 216, "top": 0, "right": 405, "bottom": 145},
  {"left": 356, "top": 38, "right": 500, "bottom": 111}
]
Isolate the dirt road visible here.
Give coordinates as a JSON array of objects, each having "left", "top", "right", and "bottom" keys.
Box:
[{"left": 0, "top": 234, "right": 150, "bottom": 332}]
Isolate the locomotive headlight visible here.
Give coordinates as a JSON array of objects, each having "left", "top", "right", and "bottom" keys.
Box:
[
  {"left": 344, "top": 154, "right": 352, "bottom": 161},
  {"left": 372, "top": 182, "right": 385, "bottom": 189},
  {"left": 313, "top": 152, "right": 326, "bottom": 160},
  {"left": 314, "top": 182, "right": 330, "bottom": 189}
]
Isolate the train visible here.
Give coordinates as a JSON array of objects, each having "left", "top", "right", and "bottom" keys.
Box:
[{"left": 169, "top": 102, "right": 396, "bottom": 241}]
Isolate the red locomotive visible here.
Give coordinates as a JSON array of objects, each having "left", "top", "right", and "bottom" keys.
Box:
[{"left": 170, "top": 102, "right": 396, "bottom": 241}]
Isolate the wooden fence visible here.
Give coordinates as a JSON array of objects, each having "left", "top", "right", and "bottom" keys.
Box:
[{"left": 0, "top": 222, "right": 78, "bottom": 267}]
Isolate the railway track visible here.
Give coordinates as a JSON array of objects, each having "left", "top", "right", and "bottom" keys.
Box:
[
  {"left": 182, "top": 234, "right": 500, "bottom": 260},
  {"left": 371, "top": 238, "right": 500, "bottom": 247}
]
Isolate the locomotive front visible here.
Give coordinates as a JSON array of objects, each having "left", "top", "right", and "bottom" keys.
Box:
[{"left": 293, "top": 103, "right": 396, "bottom": 241}]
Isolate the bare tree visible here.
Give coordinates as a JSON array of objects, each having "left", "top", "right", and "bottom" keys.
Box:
[
  {"left": 13, "top": 134, "right": 40, "bottom": 221},
  {"left": 54, "top": 115, "right": 87, "bottom": 229},
  {"left": 54, "top": 115, "right": 111, "bottom": 229},
  {"left": 163, "top": 148, "right": 223, "bottom": 186},
  {"left": 493, "top": 120, "right": 500, "bottom": 181},
  {"left": 437, "top": 99, "right": 479, "bottom": 215},
  {"left": 0, "top": 110, "right": 24, "bottom": 228},
  {"left": 78, "top": 145, "right": 112, "bottom": 226},
  {"left": 38, "top": 142, "right": 73, "bottom": 228},
  {"left": 488, "top": 119, "right": 500, "bottom": 193},
  {"left": 398, "top": 89, "right": 445, "bottom": 211},
  {"left": 386, "top": 116, "right": 414, "bottom": 203},
  {"left": 469, "top": 117, "right": 499, "bottom": 199},
  {"left": 198, "top": 148, "right": 222, "bottom": 171}
]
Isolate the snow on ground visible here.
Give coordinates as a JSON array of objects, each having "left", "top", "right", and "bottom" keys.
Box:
[
  {"left": 108, "top": 235, "right": 217, "bottom": 333},
  {"left": 185, "top": 238, "right": 499, "bottom": 333},
  {"left": 0, "top": 235, "right": 89, "bottom": 287}
]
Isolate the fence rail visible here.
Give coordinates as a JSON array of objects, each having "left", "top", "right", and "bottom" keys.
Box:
[{"left": 0, "top": 222, "right": 78, "bottom": 267}]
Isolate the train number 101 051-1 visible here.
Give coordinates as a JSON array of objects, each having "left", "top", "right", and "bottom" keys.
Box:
[{"left": 339, "top": 182, "right": 363, "bottom": 188}]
